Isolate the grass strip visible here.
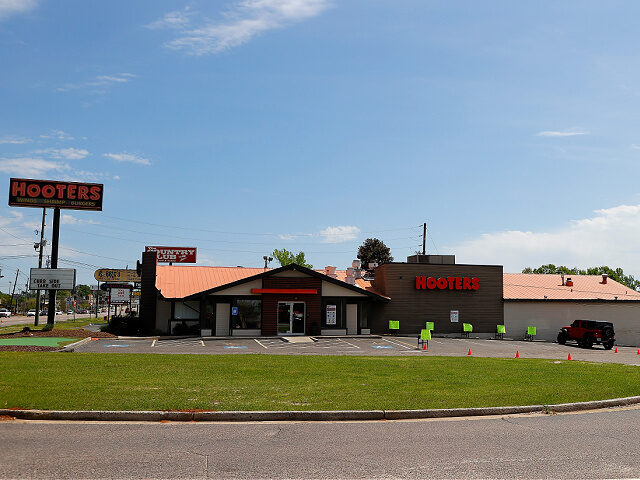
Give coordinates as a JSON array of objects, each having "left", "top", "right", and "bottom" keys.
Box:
[
  {"left": 0, "top": 337, "right": 79, "bottom": 347},
  {"left": 0, "top": 318, "right": 104, "bottom": 335},
  {"left": 1, "top": 353, "right": 639, "bottom": 412}
]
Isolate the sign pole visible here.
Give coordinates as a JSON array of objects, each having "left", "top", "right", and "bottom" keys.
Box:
[
  {"left": 34, "top": 208, "right": 46, "bottom": 326},
  {"left": 46, "top": 208, "right": 60, "bottom": 326}
]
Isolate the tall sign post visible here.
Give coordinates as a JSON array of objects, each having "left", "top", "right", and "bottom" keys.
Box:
[{"left": 9, "top": 178, "right": 103, "bottom": 326}]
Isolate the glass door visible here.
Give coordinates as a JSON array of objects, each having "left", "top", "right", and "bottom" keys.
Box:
[{"left": 277, "top": 301, "right": 306, "bottom": 335}]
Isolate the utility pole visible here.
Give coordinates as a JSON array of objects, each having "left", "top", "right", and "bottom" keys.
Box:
[
  {"left": 422, "top": 222, "right": 426, "bottom": 255},
  {"left": 47, "top": 208, "right": 60, "bottom": 326},
  {"left": 34, "top": 208, "right": 46, "bottom": 326},
  {"left": 9, "top": 269, "right": 18, "bottom": 313}
]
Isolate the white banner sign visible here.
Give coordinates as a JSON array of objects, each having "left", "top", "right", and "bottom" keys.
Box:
[
  {"left": 29, "top": 268, "right": 76, "bottom": 290},
  {"left": 110, "top": 288, "right": 131, "bottom": 304},
  {"left": 326, "top": 305, "right": 337, "bottom": 325},
  {"left": 450, "top": 310, "right": 459, "bottom": 323}
]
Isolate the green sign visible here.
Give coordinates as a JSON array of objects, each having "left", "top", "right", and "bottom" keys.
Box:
[
  {"left": 420, "top": 329, "right": 431, "bottom": 340},
  {"left": 425, "top": 321, "right": 434, "bottom": 331},
  {"left": 463, "top": 323, "right": 473, "bottom": 333},
  {"left": 496, "top": 325, "right": 506, "bottom": 334},
  {"left": 527, "top": 326, "right": 537, "bottom": 336},
  {"left": 389, "top": 321, "right": 400, "bottom": 330}
]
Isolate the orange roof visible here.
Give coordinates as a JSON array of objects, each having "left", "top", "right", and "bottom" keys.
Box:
[
  {"left": 156, "top": 266, "right": 264, "bottom": 299},
  {"left": 155, "top": 265, "right": 387, "bottom": 299},
  {"left": 503, "top": 274, "right": 640, "bottom": 301}
]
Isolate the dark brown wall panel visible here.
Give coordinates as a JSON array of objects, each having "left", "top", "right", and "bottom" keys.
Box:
[
  {"left": 262, "top": 277, "right": 322, "bottom": 335},
  {"left": 371, "top": 263, "right": 503, "bottom": 334}
]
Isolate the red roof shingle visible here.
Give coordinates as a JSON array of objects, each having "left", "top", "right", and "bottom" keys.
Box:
[{"left": 503, "top": 274, "right": 640, "bottom": 301}]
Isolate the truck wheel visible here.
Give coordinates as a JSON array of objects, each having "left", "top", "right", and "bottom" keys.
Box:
[
  {"left": 582, "top": 335, "right": 594, "bottom": 349},
  {"left": 602, "top": 326, "right": 614, "bottom": 340},
  {"left": 557, "top": 332, "right": 567, "bottom": 345},
  {"left": 603, "top": 340, "right": 614, "bottom": 350}
]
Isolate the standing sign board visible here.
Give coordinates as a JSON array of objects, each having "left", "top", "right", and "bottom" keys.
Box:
[
  {"left": 326, "top": 305, "right": 337, "bottom": 325},
  {"left": 29, "top": 268, "right": 76, "bottom": 290},
  {"left": 450, "top": 310, "right": 459, "bottom": 323},
  {"left": 145, "top": 246, "right": 196, "bottom": 263},
  {"left": 9, "top": 178, "right": 103, "bottom": 211},
  {"left": 110, "top": 288, "right": 131, "bottom": 304},
  {"left": 94, "top": 269, "right": 141, "bottom": 283}
]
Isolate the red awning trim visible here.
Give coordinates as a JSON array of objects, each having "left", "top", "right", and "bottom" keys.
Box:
[{"left": 250, "top": 288, "right": 318, "bottom": 295}]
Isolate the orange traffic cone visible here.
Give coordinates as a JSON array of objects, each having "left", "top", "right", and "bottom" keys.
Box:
[
  {"left": 467, "top": 348, "right": 472, "bottom": 356},
  {"left": 568, "top": 353, "right": 572, "bottom": 360},
  {"left": 615, "top": 347, "right": 618, "bottom": 353},
  {"left": 423, "top": 342, "right": 427, "bottom": 350},
  {"left": 515, "top": 350, "right": 520, "bottom": 358},
  {"left": 637, "top": 349, "right": 639, "bottom": 355}
]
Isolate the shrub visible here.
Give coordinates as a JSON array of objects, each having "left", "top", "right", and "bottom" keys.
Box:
[{"left": 101, "top": 314, "right": 143, "bottom": 336}]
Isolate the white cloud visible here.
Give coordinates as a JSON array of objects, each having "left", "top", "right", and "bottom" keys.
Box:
[
  {"left": 33, "top": 147, "right": 89, "bottom": 160},
  {"left": 319, "top": 225, "right": 360, "bottom": 243},
  {"left": 62, "top": 170, "right": 120, "bottom": 182},
  {"left": 40, "top": 130, "right": 74, "bottom": 141},
  {"left": 632, "top": 144, "right": 640, "bottom": 150},
  {"left": 536, "top": 129, "right": 589, "bottom": 137},
  {"left": 146, "top": 7, "right": 193, "bottom": 29},
  {"left": 0, "top": 135, "right": 31, "bottom": 144},
  {"left": 0, "top": 0, "right": 37, "bottom": 20},
  {"left": 152, "top": 0, "right": 332, "bottom": 55},
  {"left": 448, "top": 204, "right": 640, "bottom": 275},
  {"left": 0, "top": 157, "right": 69, "bottom": 176},
  {"left": 103, "top": 152, "right": 151, "bottom": 166},
  {"left": 278, "top": 234, "right": 297, "bottom": 240},
  {"left": 56, "top": 73, "right": 136, "bottom": 93},
  {"left": 61, "top": 214, "right": 99, "bottom": 225}
]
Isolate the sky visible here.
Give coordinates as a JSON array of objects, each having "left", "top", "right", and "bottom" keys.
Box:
[{"left": 1, "top": 0, "right": 640, "bottom": 292}]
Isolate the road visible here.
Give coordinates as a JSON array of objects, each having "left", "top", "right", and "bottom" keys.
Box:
[
  {"left": 1, "top": 406, "right": 639, "bottom": 479},
  {"left": 0, "top": 313, "right": 97, "bottom": 327}
]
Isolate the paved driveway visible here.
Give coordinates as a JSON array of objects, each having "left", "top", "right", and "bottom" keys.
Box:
[{"left": 72, "top": 335, "right": 640, "bottom": 364}]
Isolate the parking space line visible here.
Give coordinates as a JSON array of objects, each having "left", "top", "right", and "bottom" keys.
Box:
[
  {"left": 200, "top": 339, "right": 205, "bottom": 347},
  {"left": 382, "top": 338, "right": 413, "bottom": 350},
  {"left": 254, "top": 339, "right": 268, "bottom": 349},
  {"left": 151, "top": 339, "right": 156, "bottom": 347},
  {"left": 337, "top": 338, "right": 360, "bottom": 349}
]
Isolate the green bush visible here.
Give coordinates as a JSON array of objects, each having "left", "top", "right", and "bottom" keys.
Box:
[{"left": 101, "top": 314, "right": 143, "bottom": 336}]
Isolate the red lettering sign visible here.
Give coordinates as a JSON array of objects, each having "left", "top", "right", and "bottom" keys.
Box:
[
  {"left": 145, "top": 246, "right": 197, "bottom": 263},
  {"left": 8, "top": 178, "right": 103, "bottom": 211},
  {"left": 415, "top": 276, "right": 479, "bottom": 291}
]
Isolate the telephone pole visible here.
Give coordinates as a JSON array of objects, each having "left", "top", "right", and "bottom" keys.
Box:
[
  {"left": 9, "top": 269, "right": 19, "bottom": 313},
  {"left": 34, "top": 208, "right": 46, "bottom": 326},
  {"left": 422, "top": 222, "right": 426, "bottom": 255}
]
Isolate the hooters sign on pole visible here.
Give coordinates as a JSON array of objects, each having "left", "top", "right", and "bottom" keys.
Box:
[
  {"left": 9, "top": 178, "right": 103, "bottom": 211},
  {"left": 145, "top": 246, "right": 197, "bottom": 263}
]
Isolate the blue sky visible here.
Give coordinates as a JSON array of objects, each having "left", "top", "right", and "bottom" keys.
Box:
[{"left": 1, "top": 0, "right": 640, "bottom": 290}]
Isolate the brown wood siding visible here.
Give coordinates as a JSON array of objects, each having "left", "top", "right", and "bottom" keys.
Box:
[
  {"left": 261, "top": 277, "right": 322, "bottom": 335},
  {"left": 370, "top": 263, "right": 503, "bottom": 334}
]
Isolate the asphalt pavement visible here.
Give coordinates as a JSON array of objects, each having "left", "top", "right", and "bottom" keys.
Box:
[
  {"left": 1, "top": 406, "right": 639, "bottom": 479},
  {"left": 72, "top": 335, "right": 640, "bottom": 364}
]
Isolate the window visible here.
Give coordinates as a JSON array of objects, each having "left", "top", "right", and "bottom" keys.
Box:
[{"left": 234, "top": 299, "right": 261, "bottom": 329}]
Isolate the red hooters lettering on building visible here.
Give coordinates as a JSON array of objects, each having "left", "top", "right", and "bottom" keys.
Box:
[{"left": 415, "top": 276, "right": 480, "bottom": 291}]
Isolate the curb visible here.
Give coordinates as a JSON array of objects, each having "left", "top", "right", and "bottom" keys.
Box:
[
  {"left": 2, "top": 396, "right": 639, "bottom": 423},
  {"left": 58, "top": 337, "right": 92, "bottom": 352}
]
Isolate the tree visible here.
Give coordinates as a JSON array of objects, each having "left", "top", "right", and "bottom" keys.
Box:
[
  {"left": 272, "top": 249, "right": 313, "bottom": 268},
  {"left": 357, "top": 238, "right": 393, "bottom": 269},
  {"left": 522, "top": 264, "right": 640, "bottom": 291},
  {"left": 75, "top": 284, "right": 92, "bottom": 299}
]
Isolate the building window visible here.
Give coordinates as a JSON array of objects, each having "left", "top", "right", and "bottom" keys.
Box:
[
  {"left": 234, "top": 299, "right": 261, "bottom": 329},
  {"left": 322, "top": 298, "right": 343, "bottom": 328}
]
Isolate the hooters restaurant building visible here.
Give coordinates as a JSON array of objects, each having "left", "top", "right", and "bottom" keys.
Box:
[{"left": 139, "top": 251, "right": 504, "bottom": 336}]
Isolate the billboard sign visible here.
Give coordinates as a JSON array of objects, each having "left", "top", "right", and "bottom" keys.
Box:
[
  {"left": 110, "top": 288, "right": 131, "bottom": 304},
  {"left": 9, "top": 178, "right": 104, "bottom": 211},
  {"left": 145, "top": 246, "right": 196, "bottom": 263},
  {"left": 29, "top": 268, "right": 76, "bottom": 290},
  {"left": 94, "top": 269, "right": 141, "bottom": 283}
]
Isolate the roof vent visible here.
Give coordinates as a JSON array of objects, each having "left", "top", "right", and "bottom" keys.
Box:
[
  {"left": 368, "top": 262, "right": 378, "bottom": 270},
  {"left": 565, "top": 277, "right": 573, "bottom": 287},
  {"left": 601, "top": 274, "right": 608, "bottom": 284},
  {"left": 324, "top": 266, "right": 336, "bottom": 275},
  {"left": 352, "top": 259, "right": 362, "bottom": 269},
  {"left": 560, "top": 274, "right": 565, "bottom": 286}
]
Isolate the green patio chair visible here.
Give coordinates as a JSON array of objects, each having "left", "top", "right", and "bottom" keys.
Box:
[
  {"left": 525, "top": 326, "right": 537, "bottom": 341},
  {"left": 496, "top": 324, "right": 506, "bottom": 340}
]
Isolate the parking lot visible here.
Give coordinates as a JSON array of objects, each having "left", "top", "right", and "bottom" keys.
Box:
[{"left": 72, "top": 335, "right": 640, "bottom": 364}]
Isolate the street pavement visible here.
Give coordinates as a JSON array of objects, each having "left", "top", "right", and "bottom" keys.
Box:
[
  {"left": 74, "top": 335, "right": 640, "bottom": 364},
  {"left": 0, "top": 313, "right": 96, "bottom": 327},
  {"left": 1, "top": 406, "right": 639, "bottom": 479}
]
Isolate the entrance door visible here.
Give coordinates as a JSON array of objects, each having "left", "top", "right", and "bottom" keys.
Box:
[
  {"left": 277, "top": 302, "right": 305, "bottom": 335},
  {"left": 346, "top": 303, "right": 358, "bottom": 335}
]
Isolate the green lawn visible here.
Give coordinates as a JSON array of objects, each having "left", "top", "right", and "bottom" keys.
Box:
[
  {"left": 0, "top": 337, "right": 79, "bottom": 347},
  {"left": 1, "top": 353, "right": 639, "bottom": 412}
]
